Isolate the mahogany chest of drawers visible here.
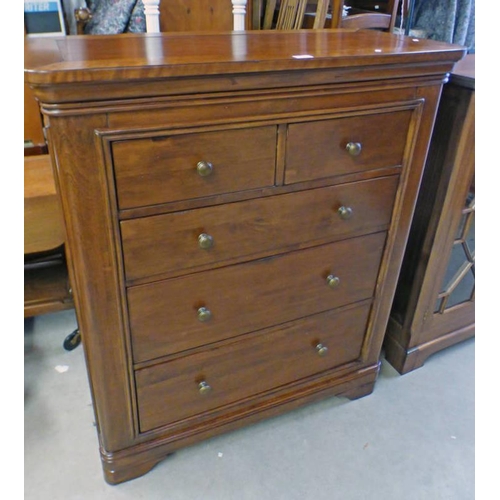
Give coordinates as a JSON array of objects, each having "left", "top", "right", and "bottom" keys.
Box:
[{"left": 24, "top": 31, "right": 465, "bottom": 484}]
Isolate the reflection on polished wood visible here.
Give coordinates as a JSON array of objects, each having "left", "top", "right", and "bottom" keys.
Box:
[{"left": 24, "top": 30, "right": 463, "bottom": 88}]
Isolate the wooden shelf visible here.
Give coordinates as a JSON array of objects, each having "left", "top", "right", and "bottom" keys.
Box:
[{"left": 24, "top": 259, "right": 73, "bottom": 317}]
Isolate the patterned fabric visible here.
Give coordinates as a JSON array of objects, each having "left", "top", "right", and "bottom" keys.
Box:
[
  {"left": 84, "top": 0, "right": 146, "bottom": 34},
  {"left": 412, "top": 0, "right": 475, "bottom": 53}
]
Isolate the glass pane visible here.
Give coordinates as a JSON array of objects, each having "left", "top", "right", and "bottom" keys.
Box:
[
  {"left": 440, "top": 244, "right": 468, "bottom": 294},
  {"left": 434, "top": 297, "right": 443, "bottom": 313},
  {"left": 447, "top": 268, "right": 475, "bottom": 308},
  {"left": 435, "top": 178, "right": 475, "bottom": 314},
  {"left": 464, "top": 212, "right": 475, "bottom": 254},
  {"left": 456, "top": 213, "right": 467, "bottom": 240},
  {"left": 465, "top": 189, "right": 475, "bottom": 209}
]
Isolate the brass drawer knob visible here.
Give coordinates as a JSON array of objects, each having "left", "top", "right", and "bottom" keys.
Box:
[
  {"left": 338, "top": 206, "right": 353, "bottom": 220},
  {"left": 345, "top": 142, "right": 362, "bottom": 156},
  {"left": 196, "top": 160, "right": 214, "bottom": 177},
  {"left": 198, "top": 233, "right": 214, "bottom": 250},
  {"left": 326, "top": 275, "right": 340, "bottom": 289},
  {"left": 197, "top": 307, "right": 212, "bottom": 322},
  {"left": 198, "top": 381, "right": 212, "bottom": 395},
  {"left": 315, "top": 343, "right": 329, "bottom": 357}
]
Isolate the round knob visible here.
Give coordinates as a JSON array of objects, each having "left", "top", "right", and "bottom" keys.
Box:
[
  {"left": 345, "top": 142, "right": 362, "bottom": 156},
  {"left": 315, "top": 343, "right": 329, "bottom": 357},
  {"left": 198, "top": 381, "right": 212, "bottom": 395},
  {"left": 74, "top": 7, "right": 92, "bottom": 23},
  {"left": 198, "top": 233, "right": 214, "bottom": 250},
  {"left": 326, "top": 275, "right": 340, "bottom": 289},
  {"left": 196, "top": 160, "right": 213, "bottom": 177},
  {"left": 197, "top": 307, "right": 212, "bottom": 322},
  {"left": 338, "top": 206, "right": 353, "bottom": 220}
]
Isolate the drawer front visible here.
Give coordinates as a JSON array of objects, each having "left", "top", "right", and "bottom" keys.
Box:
[
  {"left": 127, "top": 232, "right": 386, "bottom": 362},
  {"left": 285, "top": 109, "right": 412, "bottom": 184},
  {"left": 121, "top": 176, "right": 399, "bottom": 282},
  {"left": 136, "top": 303, "right": 371, "bottom": 432},
  {"left": 112, "top": 126, "right": 277, "bottom": 209}
]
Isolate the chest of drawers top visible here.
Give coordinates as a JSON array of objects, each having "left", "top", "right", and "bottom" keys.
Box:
[{"left": 25, "top": 30, "right": 464, "bottom": 102}]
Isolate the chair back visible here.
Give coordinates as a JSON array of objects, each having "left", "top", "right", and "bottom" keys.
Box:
[
  {"left": 262, "top": 0, "right": 330, "bottom": 30},
  {"left": 332, "top": 0, "right": 398, "bottom": 31}
]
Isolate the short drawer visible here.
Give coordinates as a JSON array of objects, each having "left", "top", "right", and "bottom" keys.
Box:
[
  {"left": 121, "top": 176, "right": 399, "bottom": 282},
  {"left": 136, "top": 303, "right": 371, "bottom": 432},
  {"left": 112, "top": 126, "right": 277, "bottom": 209},
  {"left": 127, "top": 232, "right": 386, "bottom": 363},
  {"left": 285, "top": 109, "right": 412, "bottom": 184}
]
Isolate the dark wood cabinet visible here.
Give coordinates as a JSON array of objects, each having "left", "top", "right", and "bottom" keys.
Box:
[
  {"left": 385, "top": 54, "right": 475, "bottom": 374},
  {"left": 25, "top": 31, "right": 464, "bottom": 484}
]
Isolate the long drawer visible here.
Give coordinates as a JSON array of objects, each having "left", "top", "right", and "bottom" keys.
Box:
[
  {"left": 121, "top": 176, "right": 399, "bottom": 282},
  {"left": 285, "top": 109, "right": 412, "bottom": 184},
  {"left": 112, "top": 126, "right": 277, "bottom": 209},
  {"left": 127, "top": 232, "right": 386, "bottom": 363},
  {"left": 136, "top": 302, "right": 372, "bottom": 432}
]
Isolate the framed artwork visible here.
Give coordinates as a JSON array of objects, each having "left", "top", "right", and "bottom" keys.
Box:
[{"left": 24, "top": 1, "right": 67, "bottom": 36}]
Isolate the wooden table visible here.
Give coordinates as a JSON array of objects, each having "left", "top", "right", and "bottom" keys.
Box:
[
  {"left": 25, "top": 30, "right": 465, "bottom": 484},
  {"left": 24, "top": 154, "right": 73, "bottom": 317},
  {"left": 24, "top": 155, "right": 65, "bottom": 255}
]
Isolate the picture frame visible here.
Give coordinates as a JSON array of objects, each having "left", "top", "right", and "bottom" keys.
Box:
[{"left": 24, "top": 1, "right": 67, "bottom": 36}]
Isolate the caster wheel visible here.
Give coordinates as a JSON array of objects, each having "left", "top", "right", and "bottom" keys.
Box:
[{"left": 63, "top": 329, "right": 81, "bottom": 351}]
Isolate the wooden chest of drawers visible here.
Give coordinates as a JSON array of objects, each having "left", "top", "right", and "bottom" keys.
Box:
[{"left": 24, "top": 31, "right": 464, "bottom": 484}]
